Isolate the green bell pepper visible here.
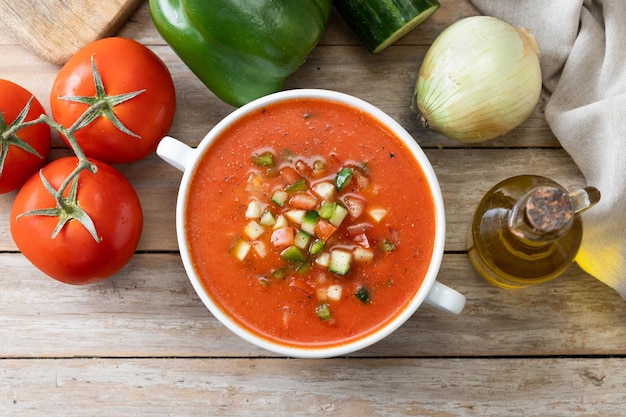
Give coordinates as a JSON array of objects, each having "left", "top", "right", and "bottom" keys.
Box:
[{"left": 149, "top": 0, "right": 333, "bottom": 107}]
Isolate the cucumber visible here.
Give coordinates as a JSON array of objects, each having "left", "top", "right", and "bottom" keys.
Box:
[{"left": 334, "top": 0, "right": 440, "bottom": 53}]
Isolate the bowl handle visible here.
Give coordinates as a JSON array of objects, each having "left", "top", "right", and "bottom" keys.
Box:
[
  {"left": 425, "top": 281, "right": 466, "bottom": 314},
  {"left": 156, "top": 136, "right": 196, "bottom": 172}
]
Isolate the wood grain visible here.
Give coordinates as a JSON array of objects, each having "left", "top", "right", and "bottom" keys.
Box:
[
  {"left": 1, "top": 1, "right": 624, "bottom": 416},
  {"left": 0, "top": 0, "right": 143, "bottom": 65},
  {"left": 3, "top": 357, "right": 625, "bottom": 417}
]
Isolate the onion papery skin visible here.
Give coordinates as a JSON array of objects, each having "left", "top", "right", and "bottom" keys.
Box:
[{"left": 413, "top": 16, "right": 542, "bottom": 143}]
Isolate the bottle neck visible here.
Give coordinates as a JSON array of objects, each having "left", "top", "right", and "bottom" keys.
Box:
[{"left": 508, "top": 185, "right": 575, "bottom": 243}]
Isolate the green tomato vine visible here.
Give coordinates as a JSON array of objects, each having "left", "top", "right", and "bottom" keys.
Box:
[{"left": 3, "top": 54, "right": 145, "bottom": 242}]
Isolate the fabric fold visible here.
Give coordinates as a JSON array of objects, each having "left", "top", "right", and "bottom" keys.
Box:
[{"left": 470, "top": 0, "right": 626, "bottom": 297}]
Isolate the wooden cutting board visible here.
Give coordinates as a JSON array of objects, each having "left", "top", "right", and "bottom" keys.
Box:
[{"left": 0, "top": 0, "right": 144, "bottom": 65}]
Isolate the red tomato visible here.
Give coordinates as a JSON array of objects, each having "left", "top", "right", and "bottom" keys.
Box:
[
  {"left": 10, "top": 157, "right": 143, "bottom": 285},
  {"left": 50, "top": 37, "right": 176, "bottom": 164},
  {"left": 0, "top": 79, "right": 51, "bottom": 193}
]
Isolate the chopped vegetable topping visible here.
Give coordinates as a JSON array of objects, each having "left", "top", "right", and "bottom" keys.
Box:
[
  {"left": 232, "top": 148, "right": 400, "bottom": 321},
  {"left": 335, "top": 167, "right": 354, "bottom": 191},
  {"left": 252, "top": 151, "right": 275, "bottom": 167},
  {"left": 316, "top": 303, "right": 332, "bottom": 321},
  {"left": 355, "top": 286, "right": 371, "bottom": 304}
]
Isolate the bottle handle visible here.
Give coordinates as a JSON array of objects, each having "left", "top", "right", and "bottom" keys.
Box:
[
  {"left": 570, "top": 186, "right": 601, "bottom": 214},
  {"left": 425, "top": 281, "right": 466, "bottom": 314}
]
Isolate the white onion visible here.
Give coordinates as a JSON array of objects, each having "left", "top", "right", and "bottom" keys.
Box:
[{"left": 412, "top": 16, "right": 542, "bottom": 143}]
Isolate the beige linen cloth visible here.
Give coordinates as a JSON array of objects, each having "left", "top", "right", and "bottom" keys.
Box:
[{"left": 470, "top": 0, "right": 626, "bottom": 298}]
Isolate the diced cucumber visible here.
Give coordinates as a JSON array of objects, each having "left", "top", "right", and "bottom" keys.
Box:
[
  {"left": 319, "top": 201, "right": 337, "bottom": 220},
  {"left": 355, "top": 286, "right": 371, "bottom": 304},
  {"left": 244, "top": 220, "right": 265, "bottom": 240},
  {"left": 245, "top": 199, "right": 262, "bottom": 219},
  {"left": 285, "top": 209, "right": 306, "bottom": 225},
  {"left": 368, "top": 207, "right": 388, "bottom": 222},
  {"left": 259, "top": 209, "right": 277, "bottom": 226},
  {"left": 316, "top": 302, "right": 332, "bottom": 321},
  {"left": 326, "top": 285, "right": 343, "bottom": 301},
  {"left": 281, "top": 245, "right": 307, "bottom": 263},
  {"left": 335, "top": 167, "right": 354, "bottom": 191},
  {"left": 295, "top": 262, "right": 311, "bottom": 275},
  {"left": 230, "top": 238, "right": 251, "bottom": 261},
  {"left": 329, "top": 204, "right": 349, "bottom": 227},
  {"left": 353, "top": 247, "right": 374, "bottom": 262},
  {"left": 309, "top": 239, "right": 326, "bottom": 255},
  {"left": 301, "top": 210, "right": 320, "bottom": 234},
  {"left": 271, "top": 190, "right": 288, "bottom": 207},
  {"left": 312, "top": 181, "right": 335, "bottom": 200},
  {"left": 315, "top": 252, "right": 331, "bottom": 268},
  {"left": 273, "top": 214, "right": 288, "bottom": 229},
  {"left": 329, "top": 249, "right": 353, "bottom": 275},
  {"left": 295, "top": 230, "right": 312, "bottom": 250}
]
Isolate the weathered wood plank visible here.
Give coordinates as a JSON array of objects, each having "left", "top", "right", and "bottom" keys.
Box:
[
  {"left": 2, "top": 357, "right": 625, "bottom": 417},
  {"left": 0, "top": 148, "right": 584, "bottom": 252},
  {"left": 1, "top": 252, "right": 622, "bottom": 358}
]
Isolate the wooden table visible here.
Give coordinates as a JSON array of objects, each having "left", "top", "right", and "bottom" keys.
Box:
[{"left": 2, "top": 1, "right": 625, "bottom": 415}]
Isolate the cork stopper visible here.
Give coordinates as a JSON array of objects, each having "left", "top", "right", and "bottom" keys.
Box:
[{"left": 525, "top": 186, "right": 573, "bottom": 234}]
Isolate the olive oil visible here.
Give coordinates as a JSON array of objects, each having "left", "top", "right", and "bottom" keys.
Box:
[{"left": 467, "top": 175, "right": 600, "bottom": 289}]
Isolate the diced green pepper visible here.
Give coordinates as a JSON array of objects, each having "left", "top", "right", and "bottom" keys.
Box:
[
  {"left": 316, "top": 303, "right": 332, "bottom": 321},
  {"left": 271, "top": 268, "right": 287, "bottom": 280},
  {"left": 251, "top": 151, "right": 275, "bottom": 167},
  {"left": 335, "top": 167, "right": 354, "bottom": 191},
  {"left": 309, "top": 239, "right": 326, "bottom": 255},
  {"left": 379, "top": 239, "right": 396, "bottom": 252},
  {"left": 285, "top": 178, "right": 308, "bottom": 193}
]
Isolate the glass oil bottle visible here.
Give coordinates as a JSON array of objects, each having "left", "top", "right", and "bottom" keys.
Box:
[{"left": 467, "top": 175, "right": 600, "bottom": 289}]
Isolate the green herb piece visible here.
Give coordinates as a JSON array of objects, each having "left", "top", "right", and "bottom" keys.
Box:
[
  {"left": 355, "top": 286, "right": 370, "bottom": 304},
  {"left": 379, "top": 239, "right": 396, "bottom": 252},
  {"left": 271, "top": 268, "right": 287, "bottom": 280}
]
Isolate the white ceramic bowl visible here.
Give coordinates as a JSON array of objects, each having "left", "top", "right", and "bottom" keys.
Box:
[{"left": 157, "top": 89, "right": 465, "bottom": 358}]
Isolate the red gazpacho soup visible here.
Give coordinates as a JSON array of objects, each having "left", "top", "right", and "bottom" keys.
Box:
[{"left": 185, "top": 97, "right": 436, "bottom": 348}]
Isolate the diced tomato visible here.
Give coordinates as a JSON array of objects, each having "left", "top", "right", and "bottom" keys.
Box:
[
  {"left": 290, "top": 277, "right": 313, "bottom": 296},
  {"left": 346, "top": 222, "right": 372, "bottom": 235},
  {"left": 280, "top": 166, "right": 301, "bottom": 185},
  {"left": 388, "top": 227, "right": 401, "bottom": 246},
  {"left": 271, "top": 227, "right": 294, "bottom": 247},
  {"left": 314, "top": 220, "right": 337, "bottom": 241},
  {"left": 289, "top": 193, "right": 318, "bottom": 210},
  {"left": 294, "top": 159, "right": 313, "bottom": 177},
  {"left": 343, "top": 194, "right": 367, "bottom": 219},
  {"left": 353, "top": 233, "right": 370, "bottom": 248}
]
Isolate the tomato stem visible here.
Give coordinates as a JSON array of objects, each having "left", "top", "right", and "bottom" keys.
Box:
[{"left": 10, "top": 54, "right": 146, "bottom": 242}]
